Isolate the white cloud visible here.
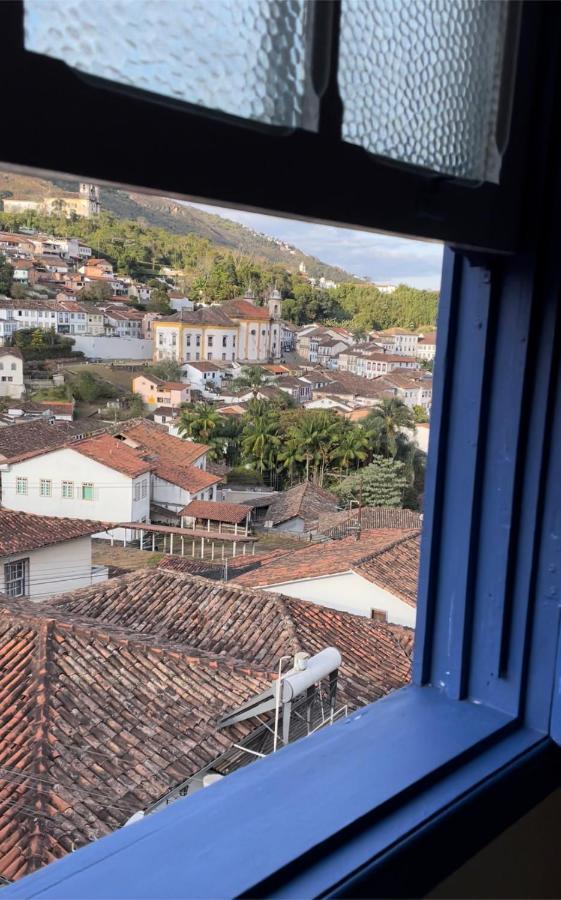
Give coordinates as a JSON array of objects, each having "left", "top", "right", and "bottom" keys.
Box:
[{"left": 188, "top": 202, "right": 443, "bottom": 290}]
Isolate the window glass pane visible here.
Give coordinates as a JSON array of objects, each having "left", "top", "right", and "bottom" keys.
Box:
[
  {"left": 24, "top": 0, "right": 315, "bottom": 129},
  {"left": 339, "top": 0, "right": 510, "bottom": 182},
  {"left": 82, "top": 483, "right": 94, "bottom": 500}
]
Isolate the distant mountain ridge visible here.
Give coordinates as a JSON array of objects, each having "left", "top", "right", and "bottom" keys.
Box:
[{"left": 0, "top": 172, "right": 358, "bottom": 284}]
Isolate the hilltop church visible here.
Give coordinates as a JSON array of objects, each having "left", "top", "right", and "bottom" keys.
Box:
[{"left": 2, "top": 182, "right": 100, "bottom": 218}]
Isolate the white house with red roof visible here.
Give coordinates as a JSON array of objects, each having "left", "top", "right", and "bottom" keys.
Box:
[{"left": 0, "top": 508, "right": 108, "bottom": 601}]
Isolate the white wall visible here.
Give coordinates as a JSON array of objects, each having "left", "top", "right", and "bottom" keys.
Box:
[
  {"left": 70, "top": 334, "right": 153, "bottom": 360},
  {"left": 1, "top": 447, "right": 150, "bottom": 538},
  {"left": 0, "top": 535, "right": 107, "bottom": 602},
  {"left": 151, "top": 475, "right": 214, "bottom": 513},
  {"left": 263, "top": 571, "right": 416, "bottom": 627}
]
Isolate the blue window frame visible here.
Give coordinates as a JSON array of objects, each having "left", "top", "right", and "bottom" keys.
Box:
[{"left": 4, "top": 2, "right": 561, "bottom": 897}]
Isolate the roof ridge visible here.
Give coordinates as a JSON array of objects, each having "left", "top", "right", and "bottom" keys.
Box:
[
  {"left": 352, "top": 528, "right": 421, "bottom": 569},
  {"left": 1, "top": 598, "right": 273, "bottom": 678},
  {"left": 27, "top": 618, "right": 54, "bottom": 872}
]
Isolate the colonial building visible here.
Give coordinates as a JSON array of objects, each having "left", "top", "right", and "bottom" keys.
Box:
[
  {"left": 3, "top": 182, "right": 101, "bottom": 218},
  {"left": 153, "top": 293, "right": 282, "bottom": 364}
]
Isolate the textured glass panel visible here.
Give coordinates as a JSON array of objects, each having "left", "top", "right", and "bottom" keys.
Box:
[
  {"left": 339, "top": 0, "right": 509, "bottom": 182},
  {"left": 24, "top": 0, "right": 314, "bottom": 128}
]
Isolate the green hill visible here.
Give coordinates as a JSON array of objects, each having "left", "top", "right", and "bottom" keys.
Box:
[{"left": 0, "top": 172, "right": 357, "bottom": 284}]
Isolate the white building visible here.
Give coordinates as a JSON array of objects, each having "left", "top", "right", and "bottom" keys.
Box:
[
  {"left": 416, "top": 333, "right": 437, "bottom": 361},
  {"left": 380, "top": 329, "right": 420, "bottom": 357},
  {"left": 0, "top": 299, "right": 57, "bottom": 345},
  {"left": 0, "top": 347, "right": 24, "bottom": 399},
  {"left": 182, "top": 361, "right": 224, "bottom": 392},
  {"left": 1, "top": 433, "right": 152, "bottom": 540},
  {"left": 0, "top": 508, "right": 107, "bottom": 601},
  {"left": 233, "top": 530, "right": 419, "bottom": 627},
  {"left": 153, "top": 294, "right": 282, "bottom": 365}
]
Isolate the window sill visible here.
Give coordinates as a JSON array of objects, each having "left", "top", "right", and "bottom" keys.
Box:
[{"left": 4, "top": 686, "right": 550, "bottom": 899}]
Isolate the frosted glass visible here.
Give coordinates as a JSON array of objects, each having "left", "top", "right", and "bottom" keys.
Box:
[
  {"left": 24, "top": 0, "right": 314, "bottom": 129},
  {"left": 339, "top": 0, "right": 509, "bottom": 183}
]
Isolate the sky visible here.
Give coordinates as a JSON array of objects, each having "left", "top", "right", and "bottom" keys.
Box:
[{"left": 189, "top": 202, "right": 443, "bottom": 291}]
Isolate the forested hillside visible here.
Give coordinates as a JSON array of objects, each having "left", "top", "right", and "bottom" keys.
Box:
[
  {"left": 0, "top": 173, "right": 439, "bottom": 331},
  {"left": 0, "top": 172, "right": 355, "bottom": 283}
]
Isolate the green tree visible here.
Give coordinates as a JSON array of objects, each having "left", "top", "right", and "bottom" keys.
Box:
[
  {"left": 30, "top": 329, "right": 45, "bottom": 349},
  {"left": 0, "top": 253, "right": 13, "bottom": 296},
  {"left": 148, "top": 359, "right": 183, "bottom": 381},
  {"left": 232, "top": 365, "right": 268, "bottom": 398},
  {"left": 412, "top": 404, "right": 429, "bottom": 424},
  {"left": 241, "top": 411, "right": 281, "bottom": 474},
  {"left": 80, "top": 281, "right": 113, "bottom": 303},
  {"left": 365, "top": 398, "right": 415, "bottom": 458},
  {"left": 147, "top": 287, "right": 171, "bottom": 313},
  {"left": 334, "top": 457, "right": 409, "bottom": 508},
  {"left": 177, "top": 402, "right": 222, "bottom": 444},
  {"left": 71, "top": 371, "right": 117, "bottom": 402},
  {"left": 332, "top": 424, "right": 369, "bottom": 473}
]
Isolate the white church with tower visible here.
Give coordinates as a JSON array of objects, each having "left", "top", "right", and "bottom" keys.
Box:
[{"left": 3, "top": 182, "right": 100, "bottom": 218}]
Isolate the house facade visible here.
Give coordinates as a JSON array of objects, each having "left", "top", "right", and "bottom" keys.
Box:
[
  {"left": 1, "top": 435, "right": 152, "bottom": 539},
  {"left": 0, "top": 347, "right": 24, "bottom": 399},
  {"left": 153, "top": 295, "right": 282, "bottom": 365},
  {"left": 0, "top": 509, "right": 107, "bottom": 601},
  {"left": 132, "top": 375, "right": 190, "bottom": 410}
]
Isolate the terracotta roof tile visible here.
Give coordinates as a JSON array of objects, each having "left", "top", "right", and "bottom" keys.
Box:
[
  {"left": 0, "top": 568, "right": 413, "bottom": 877},
  {"left": 0, "top": 420, "right": 97, "bottom": 464},
  {"left": 0, "top": 510, "right": 105, "bottom": 556},
  {"left": 154, "top": 462, "right": 220, "bottom": 493},
  {"left": 116, "top": 420, "right": 208, "bottom": 466},
  {"left": 52, "top": 569, "right": 411, "bottom": 704},
  {"left": 221, "top": 298, "right": 271, "bottom": 320},
  {"left": 318, "top": 507, "right": 422, "bottom": 536},
  {"left": 181, "top": 500, "right": 251, "bottom": 524},
  {"left": 353, "top": 531, "right": 421, "bottom": 607},
  {"left": 265, "top": 482, "right": 339, "bottom": 529},
  {"left": 74, "top": 434, "right": 153, "bottom": 478},
  {"left": 233, "top": 529, "right": 409, "bottom": 586}
]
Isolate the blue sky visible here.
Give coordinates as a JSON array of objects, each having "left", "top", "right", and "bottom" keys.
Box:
[{"left": 189, "top": 202, "right": 443, "bottom": 291}]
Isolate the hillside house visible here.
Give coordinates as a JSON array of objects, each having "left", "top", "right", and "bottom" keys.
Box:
[
  {"left": 416, "top": 333, "right": 437, "bottom": 361},
  {"left": 182, "top": 360, "right": 223, "bottom": 391},
  {"left": 0, "top": 508, "right": 107, "bottom": 601},
  {"left": 132, "top": 374, "right": 190, "bottom": 410},
  {"left": 0, "top": 347, "right": 24, "bottom": 399}
]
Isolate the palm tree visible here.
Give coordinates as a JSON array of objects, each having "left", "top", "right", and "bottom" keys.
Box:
[
  {"left": 364, "top": 398, "right": 415, "bottom": 458},
  {"left": 287, "top": 411, "right": 340, "bottom": 485},
  {"left": 177, "top": 402, "right": 222, "bottom": 444},
  {"left": 241, "top": 414, "right": 281, "bottom": 474},
  {"left": 333, "top": 425, "right": 369, "bottom": 473},
  {"left": 232, "top": 365, "right": 268, "bottom": 398}
]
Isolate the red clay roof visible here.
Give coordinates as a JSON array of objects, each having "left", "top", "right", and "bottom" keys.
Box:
[
  {"left": 73, "top": 433, "right": 153, "bottom": 478},
  {"left": 161, "top": 381, "right": 187, "bottom": 391},
  {"left": 117, "top": 420, "right": 208, "bottom": 466},
  {"left": 181, "top": 500, "right": 251, "bottom": 524},
  {"left": 317, "top": 507, "right": 422, "bottom": 536},
  {"left": 222, "top": 298, "right": 271, "bottom": 320},
  {"left": 0, "top": 509, "right": 104, "bottom": 556},
  {"left": 0, "top": 598, "right": 269, "bottom": 881},
  {"left": 154, "top": 461, "right": 220, "bottom": 493},
  {"left": 265, "top": 481, "right": 339, "bottom": 529},
  {"left": 233, "top": 529, "right": 409, "bottom": 587},
  {"left": 0, "top": 420, "right": 97, "bottom": 464},
  {"left": 353, "top": 531, "right": 421, "bottom": 607},
  {"left": 0, "top": 569, "right": 413, "bottom": 877},
  {"left": 52, "top": 569, "right": 411, "bottom": 701}
]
